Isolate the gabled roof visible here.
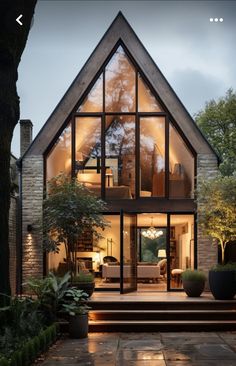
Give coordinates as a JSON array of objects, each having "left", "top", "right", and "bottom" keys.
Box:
[{"left": 24, "top": 11, "right": 218, "bottom": 158}]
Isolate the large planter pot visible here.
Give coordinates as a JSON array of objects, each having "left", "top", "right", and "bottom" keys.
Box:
[
  {"left": 69, "top": 313, "right": 88, "bottom": 338},
  {"left": 209, "top": 270, "right": 236, "bottom": 300},
  {"left": 183, "top": 279, "right": 205, "bottom": 297},
  {"left": 74, "top": 282, "right": 95, "bottom": 297}
]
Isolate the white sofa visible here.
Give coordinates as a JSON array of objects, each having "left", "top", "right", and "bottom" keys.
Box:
[{"left": 102, "top": 263, "right": 160, "bottom": 282}]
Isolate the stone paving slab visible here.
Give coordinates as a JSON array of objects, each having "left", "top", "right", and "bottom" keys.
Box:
[{"left": 36, "top": 332, "right": 236, "bottom": 366}]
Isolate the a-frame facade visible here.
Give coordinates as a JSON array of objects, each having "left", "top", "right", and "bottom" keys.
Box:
[{"left": 20, "top": 12, "right": 219, "bottom": 292}]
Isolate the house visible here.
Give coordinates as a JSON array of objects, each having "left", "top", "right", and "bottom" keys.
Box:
[{"left": 19, "top": 12, "right": 219, "bottom": 293}]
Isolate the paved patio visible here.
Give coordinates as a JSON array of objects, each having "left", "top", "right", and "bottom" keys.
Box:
[{"left": 37, "top": 331, "right": 236, "bottom": 366}]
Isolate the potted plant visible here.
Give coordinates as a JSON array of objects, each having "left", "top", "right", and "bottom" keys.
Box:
[
  {"left": 181, "top": 269, "right": 206, "bottom": 297},
  {"left": 72, "top": 272, "right": 95, "bottom": 297},
  {"left": 63, "top": 287, "right": 90, "bottom": 338},
  {"left": 209, "top": 263, "right": 236, "bottom": 300},
  {"left": 197, "top": 175, "right": 236, "bottom": 300}
]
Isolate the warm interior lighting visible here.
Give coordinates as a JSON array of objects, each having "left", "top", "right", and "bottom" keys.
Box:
[
  {"left": 141, "top": 217, "right": 163, "bottom": 240},
  {"left": 158, "top": 249, "right": 166, "bottom": 258}
]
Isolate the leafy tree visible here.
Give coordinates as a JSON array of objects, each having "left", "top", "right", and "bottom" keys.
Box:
[
  {"left": 196, "top": 175, "right": 236, "bottom": 264},
  {"left": 43, "top": 175, "right": 108, "bottom": 277},
  {"left": 0, "top": 0, "right": 37, "bottom": 305},
  {"left": 195, "top": 89, "right": 236, "bottom": 176}
]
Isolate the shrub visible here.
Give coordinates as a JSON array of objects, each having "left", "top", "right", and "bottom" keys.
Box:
[
  {"left": 0, "top": 358, "right": 9, "bottom": 366},
  {"left": 181, "top": 269, "right": 206, "bottom": 282},
  {"left": 33, "top": 336, "right": 40, "bottom": 357},
  {"left": 211, "top": 263, "right": 236, "bottom": 271},
  {"left": 21, "top": 345, "right": 29, "bottom": 366},
  {"left": 72, "top": 272, "right": 94, "bottom": 283}
]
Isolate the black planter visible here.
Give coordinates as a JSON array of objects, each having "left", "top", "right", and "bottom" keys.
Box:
[
  {"left": 209, "top": 270, "right": 236, "bottom": 300},
  {"left": 69, "top": 313, "right": 88, "bottom": 338},
  {"left": 182, "top": 280, "right": 205, "bottom": 297},
  {"left": 75, "top": 282, "right": 95, "bottom": 297}
]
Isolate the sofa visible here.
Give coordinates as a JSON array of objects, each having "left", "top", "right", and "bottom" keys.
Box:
[{"left": 102, "top": 262, "right": 161, "bottom": 282}]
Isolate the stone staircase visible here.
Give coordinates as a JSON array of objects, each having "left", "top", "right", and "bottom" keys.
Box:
[{"left": 88, "top": 299, "right": 236, "bottom": 332}]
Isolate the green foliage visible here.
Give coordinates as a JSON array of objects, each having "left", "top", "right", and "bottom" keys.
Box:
[
  {"left": 181, "top": 269, "right": 206, "bottom": 282},
  {"left": 0, "top": 358, "right": 9, "bottom": 366},
  {"left": 73, "top": 272, "right": 94, "bottom": 283},
  {"left": 43, "top": 174, "right": 108, "bottom": 276},
  {"left": 62, "top": 287, "right": 90, "bottom": 316},
  {"left": 21, "top": 345, "right": 29, "bottom": 366},
  {"left": 24, "top": 272, "right": 71, "bottom": 323},
  {"left": 195, "top": 88, "right": 236, "bottom": 176},
  {"left": 196, "top": 175, "right": 236, "bottom": 263},
  {"left": 211, "top": 263, "right": 236, "bottom": 271},
  {"left": 33, "top": 336, "right": 40, "bottom": 357}
]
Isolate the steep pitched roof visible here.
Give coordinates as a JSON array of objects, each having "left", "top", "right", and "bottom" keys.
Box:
[{"left": 24, "top": 12, "right": 218, "bottom": 158}]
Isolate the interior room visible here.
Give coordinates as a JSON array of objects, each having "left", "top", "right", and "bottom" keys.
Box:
[{"left": 48, "top": 213, "right": 194, "bottom": 291}]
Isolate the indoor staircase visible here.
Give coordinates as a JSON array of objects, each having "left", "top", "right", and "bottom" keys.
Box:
[{"left": 88, "top": 299, "right": 236, "bottom": 332}]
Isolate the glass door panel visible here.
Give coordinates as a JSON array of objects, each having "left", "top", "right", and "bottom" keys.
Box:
[
  {"left": 120, "top": 211, "right": 137, "bottom": 294},
  {"left": 169, "top": 215, "right": 195, "bottom": 289}
]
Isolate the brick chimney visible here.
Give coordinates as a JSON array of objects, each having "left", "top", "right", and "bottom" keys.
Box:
[{"left": 20, "top": 119, "right": 33, "bottom": 156}]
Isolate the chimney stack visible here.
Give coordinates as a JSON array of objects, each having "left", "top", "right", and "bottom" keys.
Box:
[{"left": 20, "top": 119, "right": 33, "bottom": 156}]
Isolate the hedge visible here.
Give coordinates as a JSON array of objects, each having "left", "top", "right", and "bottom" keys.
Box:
[{"left": 0, "top": 323, "right": 58, "bottom": 366}]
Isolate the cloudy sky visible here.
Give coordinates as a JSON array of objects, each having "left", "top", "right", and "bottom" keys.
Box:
[{"left": 12, "top": 0, "right": 236, "bottom": 156}]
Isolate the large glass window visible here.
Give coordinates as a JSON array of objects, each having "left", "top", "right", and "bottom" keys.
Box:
[
  {"left": 140, "top": 117, "right": 165, "bottom": 197},
  {"left": 46, "top": 122, "right": 71, "bottom": 184},
  {"left": 105, "top": 46, "right": 135, "bottom": 112},
  {"left": 169, "top": 123, "right": 194, "bottom": 198},
  {"left": 170, "top": 215, "right": 195, "bottom": 289},
  {"left": 105, "top": 115, "right": 135, "bottom": 199},
  {"left": 138, "top": 74, "right": 162, "bottom": 112},
  {"left": 75, "top": 117, "right": 101, "bottom": 196},
  {"left": 77, "top": 75, "right": 103, "bottom": 113}
]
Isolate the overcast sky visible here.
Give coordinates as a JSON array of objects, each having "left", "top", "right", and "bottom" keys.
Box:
[{"left": 11, "top": 0, "right": 236, "bottom": 156}]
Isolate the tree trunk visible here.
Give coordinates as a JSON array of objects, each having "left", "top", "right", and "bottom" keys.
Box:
[{"left": 0, "top": 0, "right": 37, "bottom": 305}]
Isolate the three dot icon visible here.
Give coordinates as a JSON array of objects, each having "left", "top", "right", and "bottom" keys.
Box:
[{"left": 210, "top": 18, "right": 223, "bottom": 22}]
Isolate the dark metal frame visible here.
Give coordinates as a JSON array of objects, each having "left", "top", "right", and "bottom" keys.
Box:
[{"left": 43, "top": 42, "right": 198, "bottom": 292}]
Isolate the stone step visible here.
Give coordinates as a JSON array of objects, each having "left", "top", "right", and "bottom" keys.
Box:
[
  {"left": 89, "top": 300, "right": 236, "bottom": 311},
  {"left": 89, "top": 309, "right": 236, "bottom": 321},
  {"left": 89, "top": 319, "right": 236, "bottom": 332}
]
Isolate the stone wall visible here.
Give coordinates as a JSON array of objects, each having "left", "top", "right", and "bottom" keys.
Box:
[
  {"left": 9, "top": 196, "right": 17, "bottom": 294},
  {"left": 22, "top": 155, "right": 44, "bottom": 283},
  {"left": 197, "top": 154, "right": 219, "bottom": 275}
]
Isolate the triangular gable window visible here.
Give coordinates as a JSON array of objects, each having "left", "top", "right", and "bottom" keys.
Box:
[
  {"left": 138, "top": 73, "right": 162, "bottom": 112},
  {"left": 105, "top": 46, "right": 136, "bottom": 112},
  {"left": 77, "top": 74, "right": 103, "bottom": 112}
]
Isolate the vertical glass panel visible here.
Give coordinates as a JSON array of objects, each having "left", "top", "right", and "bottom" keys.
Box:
[
  {"left": 105, "top": 46, "right": 135, "bottom": 112},
  {"left": 170, "top": 215, "right": 195, "bottom": 289},
  {"left": 46, "top": 122, "right": 71, "bottom": 184},
  {"left": 77, "top": 74, "right": 103, "bottom": 112},
  {"left": 169, "top": 123, "right": 194, "bottom": 198},
  {"left": 75, "top": 117, "right": 101, "bottom": 196},
  {"left": 105, "top": 115, "right": 135, "bottom": 199},
  {"left": 140, "top": 117, "right": 165, "bottom": 197},
  {"left": 138, "top": 74, "right": 162, "bottom": 112},
  {"left": 122, "top": 213, "right": 137, "bottom": 293}
]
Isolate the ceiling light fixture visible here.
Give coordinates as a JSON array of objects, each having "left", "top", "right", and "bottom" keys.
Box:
[{"left": 141, "top": 217, "right": 163, "bottom": 240}]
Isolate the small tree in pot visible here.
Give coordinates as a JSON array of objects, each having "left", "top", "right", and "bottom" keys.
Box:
[
  {"left": 43, "top": 174, "right": 108, "bottom": 279},
  {"left": 197, "top": 175, "right": 236, "bottom": 299}
]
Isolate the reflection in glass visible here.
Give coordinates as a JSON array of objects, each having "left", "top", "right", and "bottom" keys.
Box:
[
  {"left": 77, "top": 75, "right": 103, "bottom": 112},
  {"left": 75, "top": 117, "right": 101, "bottom": 196},
  {"left": 169, "top": 123, "right": 194, "bottom": 198},
  {"left": 46, "top": 122, "right": 71, "bottom": 184},
  {"left": 170, "top": 215, "right": 194, "bottom": 289},
  {"left": 138, "top": 74, "right": 162, "bottom": 112},
  {"left": 105, "top": 46, "right": 135, "bottom": 112},
  {"left": 123, "top": 214, "right": 137, "bottom": 292},
  {"left": 140, "top": 117, "right": 165, "bottom": 197},
  {"left": 105, "top": 115, "right": 135, "bottom": 199}
]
